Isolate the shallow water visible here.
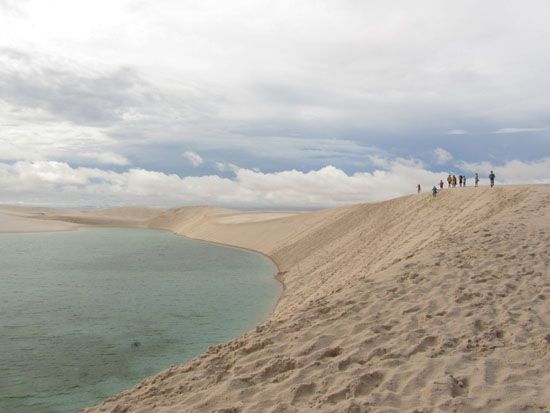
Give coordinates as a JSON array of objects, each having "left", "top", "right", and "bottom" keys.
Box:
[{"left": 0, "top": 228, "right": 279, "bottom": 413}]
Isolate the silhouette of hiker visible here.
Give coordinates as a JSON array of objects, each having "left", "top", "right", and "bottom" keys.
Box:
[
  {"left": 417, "top": 184, "right": 421, "bottom": 194},
  {"left": 489, "top": 171, "right": 496, "bottom": 187},
  {"left": 432, "top": 186, "right": 438, "bottom": 197}
]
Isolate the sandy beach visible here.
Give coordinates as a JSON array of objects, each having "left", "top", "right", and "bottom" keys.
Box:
[{"left": 1, "top": 185, "right": 549, "bottom": 412}]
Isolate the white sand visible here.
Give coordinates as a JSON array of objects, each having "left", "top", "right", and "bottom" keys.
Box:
[{"left": 2, "top": 185, "right": 549, "bottom": 412}]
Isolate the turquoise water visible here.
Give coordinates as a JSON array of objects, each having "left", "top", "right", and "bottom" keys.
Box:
[{"left": 0, "top": 228, "right": 279, "bottom": 413}]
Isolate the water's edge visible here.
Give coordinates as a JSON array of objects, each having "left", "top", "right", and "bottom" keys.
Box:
[{"left": 164, "top": 229, "right": 287, "bottom": 319}]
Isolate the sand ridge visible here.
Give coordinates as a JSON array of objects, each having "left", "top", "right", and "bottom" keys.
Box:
[{"left": 2, "top": 186, "right": 549, "bottom": 412}]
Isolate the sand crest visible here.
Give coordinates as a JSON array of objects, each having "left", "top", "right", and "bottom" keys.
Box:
[{"left": 3, "top": 185, "right": 549, "bottom": 412}]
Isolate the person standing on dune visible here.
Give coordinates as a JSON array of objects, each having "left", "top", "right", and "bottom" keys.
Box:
[
  {"left": 440, "top": 180, "right": 444, "bottom": 189},
  {"left": 417, "top": 184, "right": 421, "bottom": 194},
  {"left": 489, "top": 170, "right": 496, "bottom": 187},
  {"left": 475, "top": 173, "right": 480, "bottom": 187},
  {"left": 432, "top": 186, "right": 438, "bottom": 197},
  {"left": 447, "top": 174, "right": 452, "bottom": 188}
]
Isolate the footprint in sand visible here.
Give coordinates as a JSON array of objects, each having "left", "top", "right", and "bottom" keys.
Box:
[
  {"left": 473, "top": 318, "right": 485, "bottom": 328},
  {"left": 291, "top": 383, "right": 316, "bottom": 405},
  {"left": 325, "top": 387, "right": 349, "bottom": 404},
  {"left": 408, "top": 336, "right": 438, "bottom": 356},
  {"left": 352, "top": 371, "right": 385, "bottom": 396},
  {"left": 403, "top": 305, "right": 422, "bottom": 314},
  {"left": 319, "top": 346, "right": 342, "bottom": 359},
  {"left": 325, "top": 371, "right": 385, "bottom": 404},
  {"left": 432, "top": 374, "right": 469, "bottom": 399}
]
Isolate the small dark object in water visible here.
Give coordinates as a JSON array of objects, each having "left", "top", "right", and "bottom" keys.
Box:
[{"left": 131, "top": 341, "right": 141, "bottom": 348}]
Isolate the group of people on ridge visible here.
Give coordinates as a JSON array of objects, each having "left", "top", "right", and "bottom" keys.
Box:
[
  {"left": 445, "top": 174, "right": 468, "bottom": 188},
  {"left": 417, "top": 171, "right": 496, "bottom": 198}
]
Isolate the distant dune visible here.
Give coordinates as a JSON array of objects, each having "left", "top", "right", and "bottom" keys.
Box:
[
  {"left": 0, "top": 205, "right": 79, "bottom": 232},
  {"left": 0, "top": 205, "right": 163, "bottom": 231},
  {"left": 2, "top": 185, "right": 549, "bottom": 412}
]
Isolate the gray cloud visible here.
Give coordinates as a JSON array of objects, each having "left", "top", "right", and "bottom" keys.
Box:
[
  {"left": 446, "top": 129, "right": 468, "bottom": 135},
  {"left": 0, "top": 0, "right": 26, "bottom": 16},
  {"left": 493, "top": 127, "right": 549, "bottom": 134},
  {"left": 0, "top": 52, "right": 156, "bottom": 125}
]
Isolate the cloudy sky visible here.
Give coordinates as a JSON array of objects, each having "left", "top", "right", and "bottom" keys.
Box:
[{"left": 1, "top": 0, "right": 549, "bottom": 208}]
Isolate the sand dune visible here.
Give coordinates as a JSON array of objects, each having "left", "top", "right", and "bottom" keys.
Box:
[
  {"left": 80, "top": 185, "right": 549, "bottom": 412},
  {"left": 2, "top": 186, "right": 549, "bottom": 412}
]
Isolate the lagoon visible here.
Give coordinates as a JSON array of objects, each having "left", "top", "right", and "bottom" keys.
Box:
[{"left": 0, "top": 228, "right": 279, "bottom": 413}]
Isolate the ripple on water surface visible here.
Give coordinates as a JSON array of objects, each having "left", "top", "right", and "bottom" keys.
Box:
[{"left": 0, "top": 228, "right": 279, "bottom": 413}]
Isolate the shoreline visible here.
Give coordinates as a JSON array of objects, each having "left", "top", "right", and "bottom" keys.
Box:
[{"left": 161, "top": 230, "right": 287, "bottom": 320}]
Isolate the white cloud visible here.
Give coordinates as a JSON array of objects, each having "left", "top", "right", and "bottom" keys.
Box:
[
  {"left": 183, "top": 151, "right": 204, "bottom": 167},
  {"left": 214, "top": 162, "right": 240, "bottom": 173},
  {"left": 492, "top": 127, "right": 548, "bottom": 134},
  {"left": 214, "top": 162, "right": 227, "bottom": 171},
  {"left": 434, "top": 148, "right": 453, "bottom": 165},
  {"left": 79, "top": 152, "right": 130, "bottom": 166},
  {"left": 368, "top": 155, "right": 390, "bottom": 168},
  {"left": 0, "top": 159, "right": 446, "bottom": 208},
  {"left": 0, "top": 0, "right": 24, "bottom": 16},
  {"left": 446, "top": 129, "right": 468, "bottom": 135},
  {"left": 1, "top": 157, "right": 548, "bottom": 208},
  {"left": 458, "top": 158, "right": 550, "bottom": 184}
]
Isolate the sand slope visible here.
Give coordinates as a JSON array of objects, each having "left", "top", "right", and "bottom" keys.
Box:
[{"left": 75, "top": 185, "right": 550, "bottom": 413}]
